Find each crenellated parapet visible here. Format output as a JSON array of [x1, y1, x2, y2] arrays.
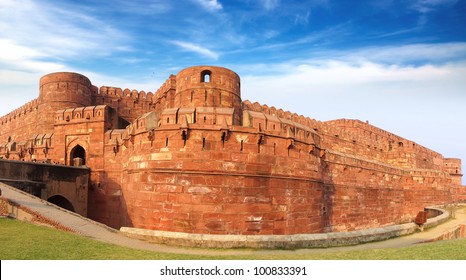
[[55, 105, 108, 124], [326, 119, 446, 170], [154, 75, 176, 101], [242, 100, 321, 130], [0, 99, 39, 128], [92, 86, 154, 123]]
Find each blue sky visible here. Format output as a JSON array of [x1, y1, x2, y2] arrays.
[[1, 0, 465, 180]]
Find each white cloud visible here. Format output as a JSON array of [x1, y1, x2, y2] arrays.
[[237, 45, 466, 169], [312, 42, 466, 65], [171, 41, 220, 60], [410, 0, 458, 13], [0, 0, 130, 73], [295, 11, 311, 25], [259, 0, 280, 10], [193, 0, 223, 11]]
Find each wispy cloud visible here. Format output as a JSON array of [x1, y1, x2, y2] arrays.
[[109, 0, 172, 15], [193, 0, 223, 11], [0, 0, 131, 71], [409, 0, 458, 25], [240, 57, 466, 161], [295, 11, 311, 25], [410, 0, 458, 13], [171, 41, 220, 59], [259, 0, 280, 10], [337, 42, 466, 65]]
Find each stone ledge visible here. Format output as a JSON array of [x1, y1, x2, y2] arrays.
[[120, 206, 450, 249]]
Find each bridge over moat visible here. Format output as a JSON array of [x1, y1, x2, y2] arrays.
[[0, 159, 89, 216]]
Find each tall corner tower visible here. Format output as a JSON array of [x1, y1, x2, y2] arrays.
[[174, 66, 242, 125], [38, 72, 93, 133]]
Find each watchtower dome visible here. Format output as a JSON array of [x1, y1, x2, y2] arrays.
[[174, 66, 242, 125]]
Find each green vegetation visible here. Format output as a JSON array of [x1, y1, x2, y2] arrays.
[[0, 218, 465, 260]]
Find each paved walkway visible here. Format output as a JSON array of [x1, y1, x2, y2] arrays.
[[1, 182, 465, 257]]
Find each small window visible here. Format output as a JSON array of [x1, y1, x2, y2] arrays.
[[201, 70, 212, 83]]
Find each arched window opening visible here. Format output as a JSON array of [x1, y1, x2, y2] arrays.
[[70, 145, 86, 166], [201, 70, 212, 83], [48, 195, 75, 212]]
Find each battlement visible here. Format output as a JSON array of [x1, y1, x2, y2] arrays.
[[55, 105, 108, 124], [325, 119, 446, 170], [95, 86, 154, 101], [154, 75, 176, 102], [0, 98, 39, 126], [242, 100, 321, 130]]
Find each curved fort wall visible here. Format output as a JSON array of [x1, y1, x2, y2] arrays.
[[0, 65, 465, 235]]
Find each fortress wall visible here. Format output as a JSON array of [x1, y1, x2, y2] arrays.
[[92, 86, 154, 123], [90, 125, 326, 234], [153, 75, 176, 107], [327, 119, 446, 170], [242, 100, 321, 131], [444, 158, 463, 186], [0, 99, 39, 144], [323, 150, 452, 232], [86, 129, 127, 228]]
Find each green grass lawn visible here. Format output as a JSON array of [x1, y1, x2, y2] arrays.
[[1, 218, 465, 260]]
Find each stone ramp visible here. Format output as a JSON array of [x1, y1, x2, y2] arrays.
[[0, 182, 206, 256], [1, 182, 465, 257]]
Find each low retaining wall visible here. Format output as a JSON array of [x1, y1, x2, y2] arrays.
[[120, 206, 452, 249]]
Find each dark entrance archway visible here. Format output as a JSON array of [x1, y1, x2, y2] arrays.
[[47, 195, 75, 212], [70, 145, 86, 166]]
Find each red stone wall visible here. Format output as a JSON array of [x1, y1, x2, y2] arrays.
[[92, 86, 153, 123], [89, 124, 325, 234], [322, 151, 452, 232], [0, 99, 39, 144]]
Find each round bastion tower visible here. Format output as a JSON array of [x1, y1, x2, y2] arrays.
[[38, 72, 93, 133], [174, 66, 242, 125]]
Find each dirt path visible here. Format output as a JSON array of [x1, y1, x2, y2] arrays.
[[1, 182, 465, 257]]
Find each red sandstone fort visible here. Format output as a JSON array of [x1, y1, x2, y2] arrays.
[[0, 66, 465, 235]]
